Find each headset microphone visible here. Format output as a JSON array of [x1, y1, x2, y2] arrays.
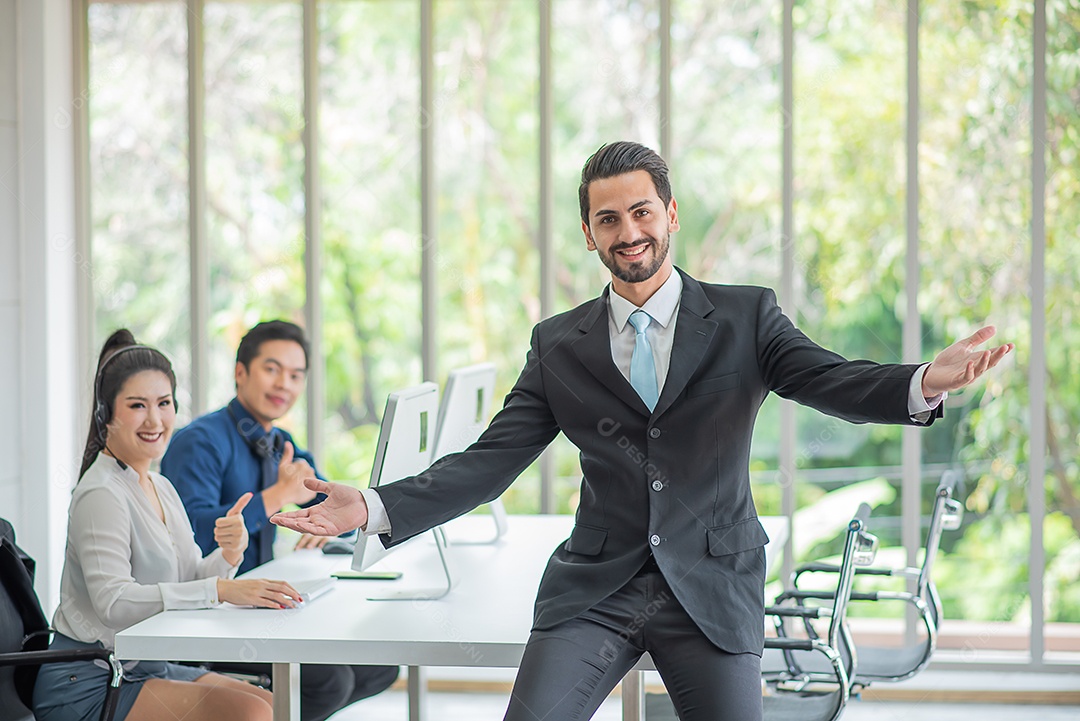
[[104, 445, 128, 471], [94, 345, 153, 442]]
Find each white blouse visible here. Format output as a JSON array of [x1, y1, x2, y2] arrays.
[[53, 453, 240, 648]]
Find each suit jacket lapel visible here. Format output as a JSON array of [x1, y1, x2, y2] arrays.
[[652, 270, 717, 419], [571, 288, 652, 415]]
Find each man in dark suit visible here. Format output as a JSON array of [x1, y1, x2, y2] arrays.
[[273, 142, 1011, 720]]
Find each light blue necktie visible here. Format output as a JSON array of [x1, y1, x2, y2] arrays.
[[628, 310, 659, 411]]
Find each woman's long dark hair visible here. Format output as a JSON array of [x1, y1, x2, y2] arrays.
[[79, 330, 178, 479]]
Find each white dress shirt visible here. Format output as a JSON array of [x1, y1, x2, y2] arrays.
[[52, 453, 240, 648], [361, 274, 944, 534], [607, 269, 683, 398]]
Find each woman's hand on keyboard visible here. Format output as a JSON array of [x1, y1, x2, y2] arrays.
[[218, 578, 303, 609]]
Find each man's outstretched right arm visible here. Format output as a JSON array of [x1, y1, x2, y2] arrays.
[[273, 326, 561, 543]]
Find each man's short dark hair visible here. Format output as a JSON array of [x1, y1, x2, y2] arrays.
[[578, 141, 673, 226], [236, 320, 310, 370]]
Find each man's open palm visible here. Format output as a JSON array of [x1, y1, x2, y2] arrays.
[[922, 326, 1013, 398], [271, 478, 369, 536]]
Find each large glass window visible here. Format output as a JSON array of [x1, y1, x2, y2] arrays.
[[203, 1, 308, 439], [433, 0, 542, 510], [82, 0, 1078, 668], [920, 0, 1032, 656], [1043, 0, 1080, 661], [88, 2, 191, 416], [553, 0, 661, 312], [792, 0, 907, 596], [671, 0, 781, 288], [318, 0, 422, 484]]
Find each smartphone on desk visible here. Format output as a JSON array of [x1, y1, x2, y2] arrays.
[[331, 570, 403, 580]]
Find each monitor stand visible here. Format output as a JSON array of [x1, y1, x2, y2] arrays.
[[366, 527, 454, 601]]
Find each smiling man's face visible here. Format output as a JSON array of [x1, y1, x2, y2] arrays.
[[234, 339, 308, 429], [582, 170, 679, 293]]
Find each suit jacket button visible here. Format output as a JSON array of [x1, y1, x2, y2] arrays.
[[649, 428, 661, 439], [650, 534, 661, 546], [651, 480, 663, 492]]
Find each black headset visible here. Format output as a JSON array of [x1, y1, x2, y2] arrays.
[[226, 403, 284, 460], [93, 345, 177, 442]]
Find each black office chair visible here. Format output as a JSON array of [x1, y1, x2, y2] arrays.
[[645, 505, 878, 721], [776, 470, 963, 687], [0, 518, 123, 721]]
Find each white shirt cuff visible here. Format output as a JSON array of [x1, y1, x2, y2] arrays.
[[908, 363, 947, 422], [359, 487, 392, 535], [160, 576, 221, 610], [206, 546, 240, 578]]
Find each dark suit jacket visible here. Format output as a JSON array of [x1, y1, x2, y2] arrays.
[[376, 269, 939, 654]]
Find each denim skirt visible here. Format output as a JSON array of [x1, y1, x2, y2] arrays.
[[32, 633, 208, 721]]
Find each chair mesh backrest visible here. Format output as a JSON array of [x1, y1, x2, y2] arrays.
[[0, 518, 49, 717], [0, 586, 34, 721], [0, 540, 26, 658]]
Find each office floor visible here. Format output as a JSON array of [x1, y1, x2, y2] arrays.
[[333, 689, 1079, 720]]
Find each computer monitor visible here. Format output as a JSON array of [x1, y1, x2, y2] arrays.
[[342, 382, 455, 599], [432, 363, 508, 544], [350, 381, 437, 573], [432, 362, 496, 460]]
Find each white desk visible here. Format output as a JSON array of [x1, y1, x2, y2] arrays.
[[116, 514, 788, 721]]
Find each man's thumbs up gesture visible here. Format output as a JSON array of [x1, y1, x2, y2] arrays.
[[216, 491, 252, 567]]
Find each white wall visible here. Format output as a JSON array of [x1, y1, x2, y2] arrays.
[[0, 0, 80, 614], [0, 0, 20, 546]]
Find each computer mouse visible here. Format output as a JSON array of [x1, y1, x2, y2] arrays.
[[321, 538, 356, 555]]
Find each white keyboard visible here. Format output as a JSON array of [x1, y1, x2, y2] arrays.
[[291, 577, 336, 603]]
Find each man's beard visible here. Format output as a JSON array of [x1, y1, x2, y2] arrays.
[[597, 232, 670, 284]]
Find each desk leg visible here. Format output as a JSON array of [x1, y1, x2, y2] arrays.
[[621, 670, 644, 721], [272, 662, 300, 721], [407, 665, 427, 721]]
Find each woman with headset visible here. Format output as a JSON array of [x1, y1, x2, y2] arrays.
[[32, 330, 302, 721]]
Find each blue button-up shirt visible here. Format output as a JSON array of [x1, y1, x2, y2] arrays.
[[162, 398, 325, 575]]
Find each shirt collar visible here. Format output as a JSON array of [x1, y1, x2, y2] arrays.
[[227, 397, 281, 459], [607, 269, 683, 332]]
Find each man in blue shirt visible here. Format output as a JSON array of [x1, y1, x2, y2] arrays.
[[163, 320, 398, 721]]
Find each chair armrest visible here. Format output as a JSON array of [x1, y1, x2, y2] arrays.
[[796, 562, 899, 577], [776, 588, 883, 604], [798, 562, 890, 575], [765, 605, 831, 619], [764, 637, 816, 652], [0, 646, 114, 668]]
